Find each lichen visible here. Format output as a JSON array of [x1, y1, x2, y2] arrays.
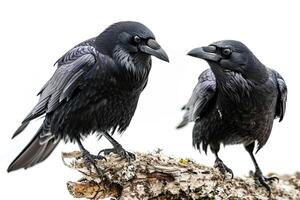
[[63, 151, 300, 200]]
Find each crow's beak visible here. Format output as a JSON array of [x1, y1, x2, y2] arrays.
[[140, 39, 169, 62], [187, 46, 221, 62]]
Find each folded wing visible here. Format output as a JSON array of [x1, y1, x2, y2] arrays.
[[177, 69, 217, 128], [12, 43, 99, 138]]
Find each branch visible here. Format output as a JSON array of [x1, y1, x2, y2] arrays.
[[62, 151, 300, 200]]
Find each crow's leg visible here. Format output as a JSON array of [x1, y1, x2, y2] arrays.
[[245, 142, 279, 196], [98, 131, 135, 161], [76, 138, 106, 175], [211, 145, 234, 178]]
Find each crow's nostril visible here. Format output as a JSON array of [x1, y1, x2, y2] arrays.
[[203, 45, 217, 53]]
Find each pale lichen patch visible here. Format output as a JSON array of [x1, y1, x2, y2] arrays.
[[63, 151, 300, 200]]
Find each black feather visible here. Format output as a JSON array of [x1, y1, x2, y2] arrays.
[[9, 21, 167, 172], [180, 40, 287, 179], [8, 126, 60, 172]]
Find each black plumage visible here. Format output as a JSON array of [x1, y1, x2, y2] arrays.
[[8, 21, 169, 173], [177, 40, 287, 195]]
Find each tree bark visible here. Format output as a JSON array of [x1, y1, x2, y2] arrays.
[[62, 151, 300, 200]]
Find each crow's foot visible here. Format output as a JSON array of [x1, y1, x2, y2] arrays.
[[214, 158, 234, 179], [81, 149, 106, 175], [98, 145, 135, 161], [252, 170, 279, 197]]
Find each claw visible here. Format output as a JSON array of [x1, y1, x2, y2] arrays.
[[265, 176, 279, 183], [81, 150, 106, 176], [253, 170, 278, 197], [214, 158, 234, 179], [98, 146, 135, 161]]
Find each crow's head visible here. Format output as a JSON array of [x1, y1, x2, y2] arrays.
[[95, 21, 169, 71], [188, 40, 268, 83]]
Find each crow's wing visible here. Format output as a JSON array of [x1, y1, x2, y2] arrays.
[[177, 69, 216, 128], [54, 37, 96, 67], [272, 69, 287, 122], [12, 43, 110, 138]]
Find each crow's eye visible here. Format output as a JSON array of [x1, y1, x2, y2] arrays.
[[133, 35, 141, 44], [222, 48, 232, 57]]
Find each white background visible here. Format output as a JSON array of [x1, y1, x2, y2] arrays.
[[0, 0, 299, 199]]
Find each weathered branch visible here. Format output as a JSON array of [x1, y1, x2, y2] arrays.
[[63, 151, 300, 200]]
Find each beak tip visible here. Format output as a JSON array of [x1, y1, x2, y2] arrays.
[[187, 52, 193, 57], [156, 49, 169, 63], [164, 56, 170, 63], [187, 48, 202, 58]]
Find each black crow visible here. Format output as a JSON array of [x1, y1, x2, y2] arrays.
[[8, 21, 169, 173], [177, 40, 287, 195]]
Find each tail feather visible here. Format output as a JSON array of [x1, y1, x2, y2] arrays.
[[7, 126, 60, 172], [12, 122, 30, 139], [39, 138, 60, 162], [12, 104, 48, 139]]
